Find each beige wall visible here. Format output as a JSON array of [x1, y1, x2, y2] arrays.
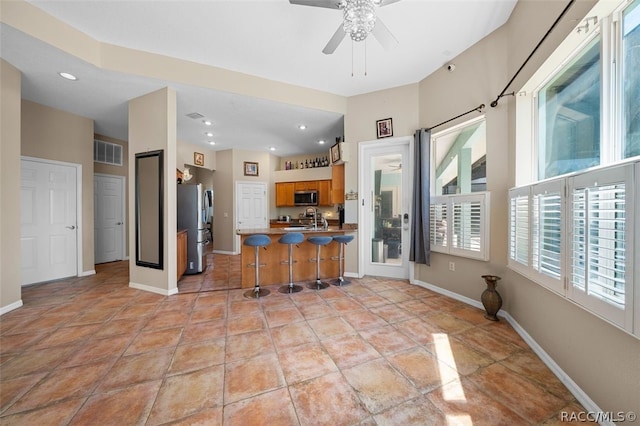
[[412, 0, 639, 415], [0, 59, 22, 312], [128, 87, 177, 294], [212, 150, 234, 252], [21, 100, 95, 273], [177, 140, 217, 171]]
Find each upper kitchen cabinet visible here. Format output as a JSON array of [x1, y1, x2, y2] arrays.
[[294, 181, 318, 191], [275, 182, 295, 207], [317, 180, 332, 206], [331, 164, 344, 204]]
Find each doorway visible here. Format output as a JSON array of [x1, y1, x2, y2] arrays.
[[359, 137, 412, 279], [94, 174, 125, 264], [21, 157, 82, 285]]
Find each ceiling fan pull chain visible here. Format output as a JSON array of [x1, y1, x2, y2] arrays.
[[365, 38, 368, 76], [351, 39, 355, 77]]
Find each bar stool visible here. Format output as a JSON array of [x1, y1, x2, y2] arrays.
[[243, 234, 271, 299], [278, 232, 304, 294], [331, 235, 354, 286], [306, 236, 333, 290]]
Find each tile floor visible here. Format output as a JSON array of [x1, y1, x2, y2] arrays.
[[0, 255, 587, 425]]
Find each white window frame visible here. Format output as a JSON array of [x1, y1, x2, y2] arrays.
[[430, 192, 490, 261], [513, 0, 640, 337]]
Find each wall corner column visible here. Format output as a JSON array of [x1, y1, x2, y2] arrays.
[[0, 59, 23, 314], [128, 87, 178, 295]]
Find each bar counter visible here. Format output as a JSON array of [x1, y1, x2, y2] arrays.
[[236, 227, 351, 288]]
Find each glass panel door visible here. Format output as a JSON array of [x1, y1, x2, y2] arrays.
[[372, 153, 403, 265], [360, 139, 411, 279]]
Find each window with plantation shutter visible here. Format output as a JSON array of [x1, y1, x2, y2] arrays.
[[567, 165, 632, 329], [429, 200, 448, 252], [451, 199, 481, 253], [508, 188, 530, 270], [508, 162, 636, 333], [531, 181, 564, 293], [94, 140, 123, 166], [430, 193, 489, 261]]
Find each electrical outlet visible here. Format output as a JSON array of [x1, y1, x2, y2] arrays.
[[224, 212, 228, 218], [449, 261, 455, 271]]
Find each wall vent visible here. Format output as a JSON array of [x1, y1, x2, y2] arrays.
[[94, 140, 123, 166]]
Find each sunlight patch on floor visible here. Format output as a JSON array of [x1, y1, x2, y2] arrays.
[[433, 333, 466, 402]]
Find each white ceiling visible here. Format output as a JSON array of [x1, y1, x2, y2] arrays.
[[0, 0, 517, 157]]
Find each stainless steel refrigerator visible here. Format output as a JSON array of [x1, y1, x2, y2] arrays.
[[177, 183, 211, 274]]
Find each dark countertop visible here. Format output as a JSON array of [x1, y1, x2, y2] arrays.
[[236, 227, 350, 235]]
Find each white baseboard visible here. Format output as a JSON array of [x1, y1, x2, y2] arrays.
[[79, 269, 96, 277], [0, 300, 23, 316], [129, 282, 178, 296], [411, 278, 606, 423], [344, 272, 360, 278]]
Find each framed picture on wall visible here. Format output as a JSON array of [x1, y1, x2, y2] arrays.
[[376, 118, 393, 139], [244, 161, 259, 176], [194, 152, 204, 166]]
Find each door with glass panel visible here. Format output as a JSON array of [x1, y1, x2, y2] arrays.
[[360, 138, 411, 279]]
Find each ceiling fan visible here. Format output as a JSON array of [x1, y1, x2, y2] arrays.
[[290, 0, 400, 54]]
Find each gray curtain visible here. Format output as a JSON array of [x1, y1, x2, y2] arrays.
[[409, 128, 431, 265]]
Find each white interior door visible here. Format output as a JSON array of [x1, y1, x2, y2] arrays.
[[360, 137, 412, 279], [21, 158, 78, 285], [236, 182, 268, 229], [235, 181, 268, 252], [94, 174, 125, 264]]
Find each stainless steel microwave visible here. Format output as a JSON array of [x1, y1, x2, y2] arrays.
[[294, 190, 318, 206]]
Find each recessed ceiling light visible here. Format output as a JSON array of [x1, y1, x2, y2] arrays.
[[203, 120, 212, 126], [58, 72, 77, 81], [298, 125, 306, 130], [318, 140, 325, 144], [209, 141, 216, 145], [205, 132, 213, 137], [269, 147, 276, 151]]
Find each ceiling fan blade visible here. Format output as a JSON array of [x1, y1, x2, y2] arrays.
[[371, 18, 398, 50], [289, 0, 342, 9], [322, 24, 346, 54], [376, 0, 401, 6]]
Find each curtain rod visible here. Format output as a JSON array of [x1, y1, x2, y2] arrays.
[[426, 104, 485, 131], [490, 0, 575, 107]]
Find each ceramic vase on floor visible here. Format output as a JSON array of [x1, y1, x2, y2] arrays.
[[481, 275, 502, 321]]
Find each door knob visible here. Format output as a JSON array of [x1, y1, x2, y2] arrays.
[[66, 225, 76, 230]]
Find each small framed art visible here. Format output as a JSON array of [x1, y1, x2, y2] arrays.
[[376, 118, 393, 139], [244, 161, 259, 176], [194, 152, 204, 166]]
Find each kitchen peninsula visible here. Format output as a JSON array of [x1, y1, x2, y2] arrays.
[[236, 227, 352, 288]]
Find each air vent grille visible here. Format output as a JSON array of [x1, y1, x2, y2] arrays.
[[94, 140, 123, 166]]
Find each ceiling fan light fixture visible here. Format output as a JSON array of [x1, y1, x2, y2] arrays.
[[343, 0, 376, 42]]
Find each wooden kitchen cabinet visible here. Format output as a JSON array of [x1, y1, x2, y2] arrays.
[[331, 163, 345, 204], [275, 182, 295, 207], [177, 230, 187, 280], [294, 181, 318, 191], [317, 180, 332, 206]]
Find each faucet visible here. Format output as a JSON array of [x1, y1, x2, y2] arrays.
[[313, 209, 318, 230]]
